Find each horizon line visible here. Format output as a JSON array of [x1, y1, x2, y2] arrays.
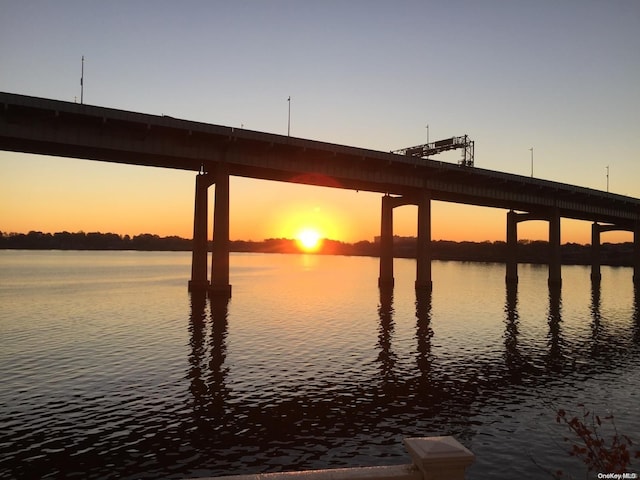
[[1, 229, 635, 247]]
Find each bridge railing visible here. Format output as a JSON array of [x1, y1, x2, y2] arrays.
[[185, 436, 474, 480]]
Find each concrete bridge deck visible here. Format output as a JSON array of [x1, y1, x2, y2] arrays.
[[1, 92, 639, 226]]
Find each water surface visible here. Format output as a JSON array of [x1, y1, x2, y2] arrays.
[[1, 251, 638, 479]]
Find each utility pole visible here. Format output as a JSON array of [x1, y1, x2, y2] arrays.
[[529, 147, 533, 177], [606, 165, 609, 192], [426, 124, 429, 144], [80, 55, 84, 104], [287, 96, 291, 136]]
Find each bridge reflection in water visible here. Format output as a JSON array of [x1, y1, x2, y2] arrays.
[[185, 280, 640, 474]]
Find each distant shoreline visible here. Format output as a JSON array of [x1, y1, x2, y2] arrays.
[[1, 231, 635, 267]]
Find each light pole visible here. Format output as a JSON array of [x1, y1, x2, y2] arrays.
[[426, 124, 429, 144], [606, 165, 609, 192], [529, 147, 533, 177], [287, 96, 291, 136], [80, 55, 84, 104]]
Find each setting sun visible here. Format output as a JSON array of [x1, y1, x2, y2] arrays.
[[296, 228, 323, 252]]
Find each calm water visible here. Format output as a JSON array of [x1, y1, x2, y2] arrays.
[[1, 251, 639, 479]]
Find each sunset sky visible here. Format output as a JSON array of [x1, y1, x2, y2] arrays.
[[1, 1, 639, 245]]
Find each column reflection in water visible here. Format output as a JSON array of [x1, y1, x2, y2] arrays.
[[415, 288, 434, 388], [503, 282, 524, 380], [633, 285, 640, 345], [188, 291, 208, 419], [589, 280, 604, 358], [545, 285, 564, 372], [187, 291, 231, 442], [377, 286, 397, 386], [208, 294, 230, 416]]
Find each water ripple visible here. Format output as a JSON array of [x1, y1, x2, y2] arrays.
[[1, 253, 639, 479]]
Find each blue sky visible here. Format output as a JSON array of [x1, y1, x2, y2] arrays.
[[1, 1, 639, 242]]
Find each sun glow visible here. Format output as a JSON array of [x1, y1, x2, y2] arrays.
[[296, 228, 323, 252]]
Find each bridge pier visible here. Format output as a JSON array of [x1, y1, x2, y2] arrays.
[[189, 173, 214, 292], [210, 164, 232, 298], [378, 193, 430, 290], [591, 222, 601, 283], [591, 222, 639, 284], [548, 209, 562, 287], [591, 222, 619, 283], [415, 192, 432, 291], [378, 195, 395, 288], [187, 167, 232, 298], [506, 210, 518, 284], [634, 223, 640, 285], [505, 210, 562, 287]]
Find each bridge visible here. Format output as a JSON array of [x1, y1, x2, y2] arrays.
[[1, 92, 639, 297]]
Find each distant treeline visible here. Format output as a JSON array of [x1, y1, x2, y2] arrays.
[[0, 231, 191, 251], [0, 230, 635, 266]]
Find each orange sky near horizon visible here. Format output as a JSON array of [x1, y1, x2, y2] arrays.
[[0, 153, 633, 246]]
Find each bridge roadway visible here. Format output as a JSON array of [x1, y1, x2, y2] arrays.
[[1, 92, 639, 295]]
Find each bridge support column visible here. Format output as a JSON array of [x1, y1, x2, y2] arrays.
[[634, 223, 640, 285], [591, 222, 601, 283], [378, 195, 394, 288], [506, 210, 518, 285], [548, 210, 562, 287], [209, 164, 232, 298], [189, 173, 213, 292], [415, 192, 432, 291]]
